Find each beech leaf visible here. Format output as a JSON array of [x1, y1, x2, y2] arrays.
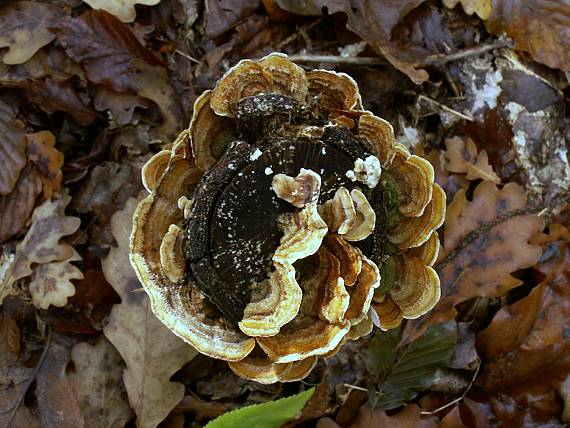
[[0, 1, 64, 65], [83, 0, 162, 23], [205, 388, 315, 428], [68, 337, 134, 428], [102, 197, 197, 428], [365, 321, 457, 410]]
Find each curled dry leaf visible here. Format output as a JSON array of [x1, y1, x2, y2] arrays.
[[0, 1, 64, 64], [0, 193, 82, 306], [0, 99, 26, 195], [103, 197, 197, 428], [408, 181, 544, 337], [56, 10, 182, 139], [83, 0, 162, 23], [320, 403, 438, 428], [68, 337, 134, 428], [443, 136, 500, 183]]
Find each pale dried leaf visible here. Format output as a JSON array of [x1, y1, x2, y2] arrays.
[[103, 197, 197, 428], [443, 137, 500, 183], [68, 337, 134, 428], [0, 192, 81, 305], [83, 0, 162, 23], [29, 259, 83, 309], [11, 193, 80, 280], [442, 0, 491, 20], [0, 1, 64, 64], [0, 99, 26, 195]]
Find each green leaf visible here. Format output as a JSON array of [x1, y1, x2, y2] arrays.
[[205, 388, 315, 428], [364, 325, 401, 378], [367, 321, 457, 410]]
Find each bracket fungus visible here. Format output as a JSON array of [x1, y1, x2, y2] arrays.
[[130, 53, 445, 384]]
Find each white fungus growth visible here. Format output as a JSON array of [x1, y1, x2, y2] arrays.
[[265, 166, 273, 175], [250, 148, 263, 161], [346, 155, 382, 188]]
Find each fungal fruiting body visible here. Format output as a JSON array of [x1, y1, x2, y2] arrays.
[[130, 53, 445, 384]]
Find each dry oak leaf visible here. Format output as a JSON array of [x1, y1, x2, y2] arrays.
[[0, 192, 82, 306], [26, 131, 64, 199], [443, 137, 500, 184], [409, 181, 543, 336], [56, 10, 182, 139], [0, 99, 26, 195], [83, 0, 162, 23], [487, 0, 570, 72], [103, 197, 197, 428], [0, 1, 65, 65], [477, 239, 570, 390], [68, 337, 134, 428]]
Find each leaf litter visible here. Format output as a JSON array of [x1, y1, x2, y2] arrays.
[[0, 0, 569, 427]]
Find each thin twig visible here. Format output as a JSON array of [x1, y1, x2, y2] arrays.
[[287, 40, 511, 68], [343, 383, 368, 392], [3, 328, 52, 426], [417, 95, 474, 121], [174, 49, 201, 64], [421, 40, 512, 66], [421, 359, 482, 415]]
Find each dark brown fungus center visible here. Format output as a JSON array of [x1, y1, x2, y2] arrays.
[[184, 93, 388, 323]]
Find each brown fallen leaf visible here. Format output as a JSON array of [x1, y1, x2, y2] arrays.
[[83, 0, 162, 23], [443, 136, 500, 184], [0, 165, 42, 244], [477, 237, 570, 387], [25, 131, 64, 199], [26, 79, 98, 126], [408, 181, 544, 337], [68, 336, 134, 428], [0, 99, 27, 195], [0, 193, 82, 306], [56, 10, 182, 139], [331, 403, 438, 428], [0, 1, 65, 65], [0, 309, 41, 428], [487, 0, 570, 72], [103, 197, 197, 428], [36, 333, 85, 427]]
